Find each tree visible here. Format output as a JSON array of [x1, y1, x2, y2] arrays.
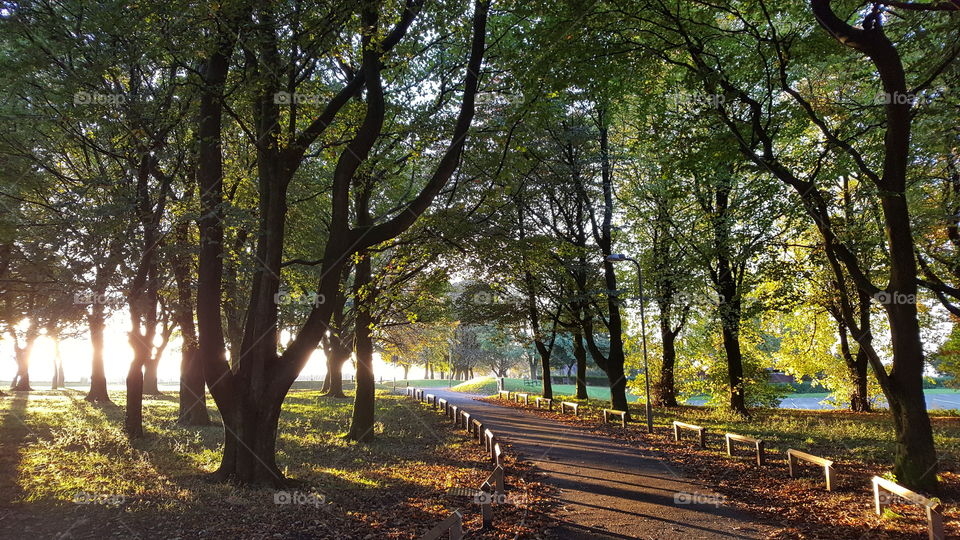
[[192, 0, 490, 484]]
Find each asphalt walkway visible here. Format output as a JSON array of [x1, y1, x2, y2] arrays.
[[424, 388, 777, 539]]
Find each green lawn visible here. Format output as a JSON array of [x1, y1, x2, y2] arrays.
[[0, 387, 493, 537]]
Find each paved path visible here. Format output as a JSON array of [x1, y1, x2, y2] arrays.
[[425, 389, 777, 539]]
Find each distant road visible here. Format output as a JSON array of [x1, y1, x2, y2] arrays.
[[686, 389, 960, 411]]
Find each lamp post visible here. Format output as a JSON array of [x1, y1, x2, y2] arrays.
[[605, 253, 654, 434]]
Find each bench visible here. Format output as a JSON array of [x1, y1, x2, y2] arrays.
[[497, 390, 511, 400], [515, 392, 529, 406], [672, 421, 706, 448], [534, 397, 552, 411], [523, 379, 537, 387], [560, 401, 580, 417], [872, 476, 944, 540], [787, 449, 835, 491], [725, 432, 765, 466], [602, 409, 627, 428], [419, 509, 464, 540]]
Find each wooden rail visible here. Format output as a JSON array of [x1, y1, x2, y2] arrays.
[[872, 476, 943, 540], [560, 401, 580, 417], [672, 421, 706, 448], [787, 449, 835, 491], [497, 390, 511, 400], [602, 409, 627, 428], [534, 397, 552, 410], [725, 433, 765, 466], [425, 394, 436, 408], [437, 398, 447, 413], [515, 392, 529, 406], [419, 510, 464, 540]]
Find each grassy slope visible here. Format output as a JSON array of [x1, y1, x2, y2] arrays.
[[445, 376, 636, 402], [0, 388, 506, 538]]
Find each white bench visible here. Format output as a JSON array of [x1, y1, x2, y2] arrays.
[[560, 401, 580, 417], [603, 409, 627, 428], [725, 432, 765, 466], [787, 449, 835, 491], [672, 421, 706, 448], [534, 397, 552, 410], [872, 476, 944, 540]]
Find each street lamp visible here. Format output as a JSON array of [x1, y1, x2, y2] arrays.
[[605, 253, 654, 434]]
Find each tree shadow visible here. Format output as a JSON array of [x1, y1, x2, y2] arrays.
[[0, 393, 31, 503]]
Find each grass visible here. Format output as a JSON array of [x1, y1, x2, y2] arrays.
[[0, 387, 514, 538], [444, 376, 640, 402], [483, 390, 960, 469]]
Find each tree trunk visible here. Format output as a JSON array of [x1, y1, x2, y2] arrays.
[[323, 344, 349, 398], [573, 331, 588, 399], [597, 120, 630, 417], [143, 358, 161, 395], [347, 236, 376, 441], [712, 174, 749, 417], [86, 304, 112, 403], [655, 320, 679, 407], [718, 308, 748, 416], [214, 394, 286, 486], [10, 334, 35, 391], [51, 339, 64, 390], [172, 223, 209, 425], [125, 334, 149, 437]]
